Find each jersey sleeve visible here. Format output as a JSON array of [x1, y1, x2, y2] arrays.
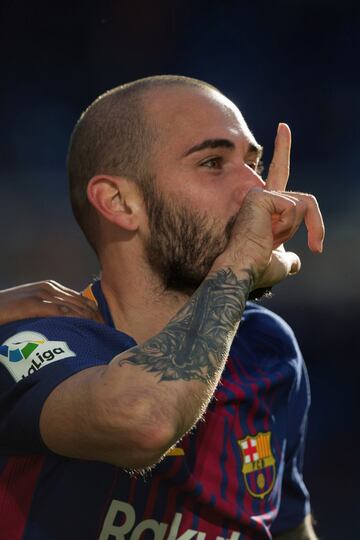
[[241, 303, 311, 534], [270, 324, 311, 534], [0, 317, 134, 455]]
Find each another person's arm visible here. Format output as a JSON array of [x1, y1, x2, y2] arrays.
[[0, 280, 101, 324]]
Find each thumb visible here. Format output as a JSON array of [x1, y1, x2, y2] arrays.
[[272, 249, 301, 278], [271, 245, 301, 275], [284, 251, 301, 276], [255, 250, 301, 290]]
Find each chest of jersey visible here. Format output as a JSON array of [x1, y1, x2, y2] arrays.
[[96, 351, 294, 540]]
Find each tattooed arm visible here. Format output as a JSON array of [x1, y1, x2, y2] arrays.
[[39, 189, 323, 468], [40, 267, 252, 468]]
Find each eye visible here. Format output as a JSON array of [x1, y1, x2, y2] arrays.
[[256, 159, 264, 175], [246, 159, 264, 175], [200, 157, 223, 170]]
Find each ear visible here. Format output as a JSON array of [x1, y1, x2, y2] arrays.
[[87, 175, 141, 232]]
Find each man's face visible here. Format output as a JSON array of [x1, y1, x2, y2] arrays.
[[142, 87, 265, 293]]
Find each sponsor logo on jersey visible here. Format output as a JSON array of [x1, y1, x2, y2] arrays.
[[237, 431, 276, 499], [99, 499, 241, 540], [0, 331, 76, 382]]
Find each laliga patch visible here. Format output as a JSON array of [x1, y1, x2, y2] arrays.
[[0, 330, 76, 382]]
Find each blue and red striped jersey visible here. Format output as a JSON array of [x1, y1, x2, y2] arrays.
[[0, 280, 311, 539]]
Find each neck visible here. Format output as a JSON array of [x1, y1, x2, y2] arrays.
[[100, 252, 191, 344]]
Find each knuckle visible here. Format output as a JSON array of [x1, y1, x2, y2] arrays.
[[308, 194, 318, 206], [44, 280, 56, 290], [297, 198, 306, 210], [300, 192, 317, 205], [58, 305, 72, 315]]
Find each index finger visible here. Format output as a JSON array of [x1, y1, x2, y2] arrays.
[[266, 123, 291, 191]]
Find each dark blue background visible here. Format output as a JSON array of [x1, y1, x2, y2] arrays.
[[1, 1, 359, 537]]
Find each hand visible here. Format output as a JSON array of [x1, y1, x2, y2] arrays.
[[0, 280, 103, 325], [212, 123, 324, 289], [258, 123, 324, 288]]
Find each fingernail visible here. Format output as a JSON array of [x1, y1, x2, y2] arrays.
[[290, 262, 300, 275]]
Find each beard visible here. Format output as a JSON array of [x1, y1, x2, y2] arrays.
[[143, 181, 270, 300], [143, 184, 235, 294]]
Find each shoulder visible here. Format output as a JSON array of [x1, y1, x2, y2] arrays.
[[241, 302, 300, 353], [0, 316, 113, 356], [0, 316, 134, 385], [0, 316, 131, 346], [232, 302, 304, 377]]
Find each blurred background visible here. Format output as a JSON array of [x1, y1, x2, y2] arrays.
[[0, 1, 359, 537]]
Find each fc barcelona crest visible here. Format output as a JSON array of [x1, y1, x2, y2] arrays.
[[237, 432, 276, 499]]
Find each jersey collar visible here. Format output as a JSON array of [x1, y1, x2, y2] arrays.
[[82, 280, 115, 328]]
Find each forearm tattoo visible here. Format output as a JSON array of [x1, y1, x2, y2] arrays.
[[118, 268, 252, 382]]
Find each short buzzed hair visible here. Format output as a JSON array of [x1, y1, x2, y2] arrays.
[[67, 75, 219, 252]]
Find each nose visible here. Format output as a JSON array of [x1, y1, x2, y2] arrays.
[[233, 166, 265, 205], [240, 165, 266, 192], [246, 167, 266, 189]]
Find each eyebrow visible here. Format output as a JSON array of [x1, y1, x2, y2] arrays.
[[183, 138, 263, 159], [183, 138, 235, 157], [247, 142, 264, 160]]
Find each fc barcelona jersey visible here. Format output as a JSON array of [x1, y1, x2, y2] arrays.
[[0, 280, 311, 539]]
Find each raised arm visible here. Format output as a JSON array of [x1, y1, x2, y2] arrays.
[[40, 187, 324, 470]]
